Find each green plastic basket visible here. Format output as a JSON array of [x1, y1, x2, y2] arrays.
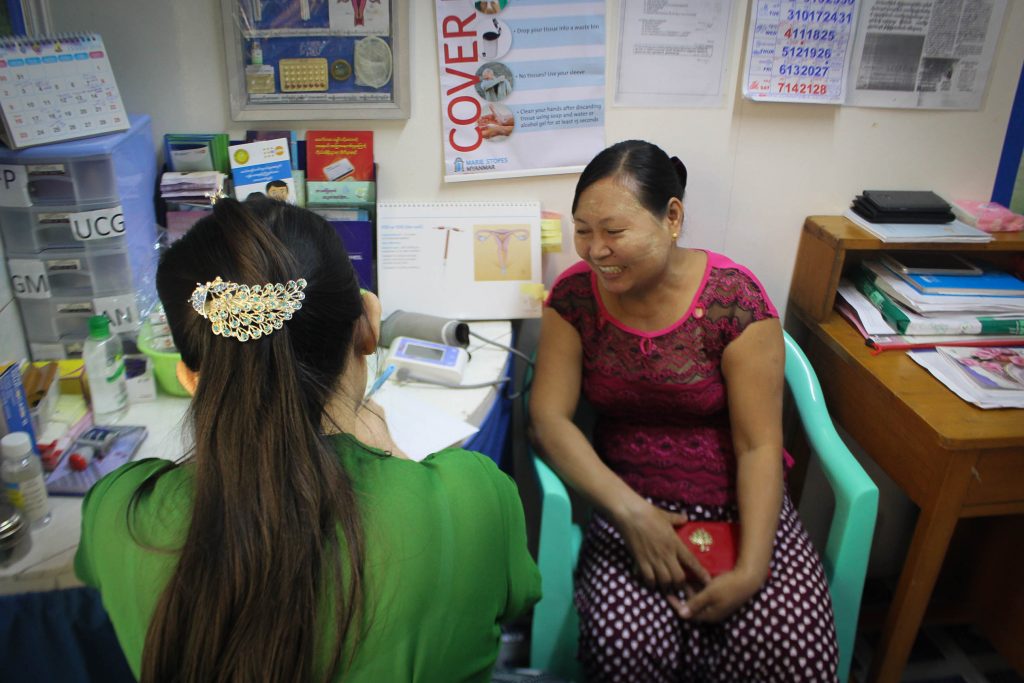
[[137, 322, 189, 397]]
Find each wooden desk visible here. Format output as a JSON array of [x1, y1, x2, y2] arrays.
[[787, 216, 1024, 683]]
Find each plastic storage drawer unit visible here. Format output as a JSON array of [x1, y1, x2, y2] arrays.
[[16, 296, 95, 342], [0, 117, 151, 208], [19, 289, 139, 360], [29, 339, 85, 360], [8, 248, 134, 299], [25, 155, 119, 205], [0, 201, 126, 253], [0, 115, 158, 314]]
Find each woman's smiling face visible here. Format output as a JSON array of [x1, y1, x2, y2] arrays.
[[572, 176, 680, 295]]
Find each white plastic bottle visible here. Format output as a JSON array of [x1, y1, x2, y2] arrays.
[[2, 431, 51, 527], [83, 314, 128, 424]]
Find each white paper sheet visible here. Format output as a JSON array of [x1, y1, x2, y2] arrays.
[[909, 349, 1024, 409], [615, 0, 736, 107], [837, 281, 898, 335], [372, 385, 479, 462]]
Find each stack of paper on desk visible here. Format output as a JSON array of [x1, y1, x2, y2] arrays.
[[838, 255, 1024, 349], [844, 210, 992, 243], [836, 285, 1024, 352], [373, 386, 478, 462], [909, 347, 1024, 409], [848, 274, 1024, 336]]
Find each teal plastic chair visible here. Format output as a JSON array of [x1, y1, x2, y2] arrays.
[[526, 331, 878, 683]]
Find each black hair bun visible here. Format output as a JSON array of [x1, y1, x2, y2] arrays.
[[669, 156, 688, 191]]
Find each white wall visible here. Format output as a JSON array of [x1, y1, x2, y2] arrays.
[[49, 0, 1024, 314]]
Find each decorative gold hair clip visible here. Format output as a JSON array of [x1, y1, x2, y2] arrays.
[[189, 276, 307, 342]]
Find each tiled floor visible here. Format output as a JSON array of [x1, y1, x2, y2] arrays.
[[852, 623, 1024, 683], [852, 580, 1024, 683]]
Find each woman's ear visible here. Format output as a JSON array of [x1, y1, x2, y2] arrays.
[[666, 197, 684, 238], [357, 290, 382, 355], [175, 360, 199, 396]]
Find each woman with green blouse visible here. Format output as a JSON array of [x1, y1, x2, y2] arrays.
[[75, 198, 540, 683]]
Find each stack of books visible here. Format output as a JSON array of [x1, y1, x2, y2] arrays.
[[160, 171, 226, 203], [837, 258, 1024, 352], [160, 171, 227, 243]]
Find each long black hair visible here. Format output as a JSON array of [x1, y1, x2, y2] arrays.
[[572, 140, 688, 216], [136, 198, 366, 682]]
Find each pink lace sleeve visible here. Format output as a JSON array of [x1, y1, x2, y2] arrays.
[[545, 262, 595, 331], [702, 258, 779, 347]]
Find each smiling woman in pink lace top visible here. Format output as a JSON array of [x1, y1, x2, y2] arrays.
[[529, 140, 839, 682]]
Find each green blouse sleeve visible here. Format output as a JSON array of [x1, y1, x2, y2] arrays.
[[74, 459, 174, 588], [493, 465, 542, 622]]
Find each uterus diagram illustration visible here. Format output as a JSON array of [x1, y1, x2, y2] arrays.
[[473, 225, 531, 281]]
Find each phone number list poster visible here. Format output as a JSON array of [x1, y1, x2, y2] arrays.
[[434, 0, 606, 182], [742, 0, 861, 104]]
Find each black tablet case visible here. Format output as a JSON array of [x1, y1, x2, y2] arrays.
[[852, 191, 955, 223]]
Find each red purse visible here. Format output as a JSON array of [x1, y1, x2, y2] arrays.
[[677, 521, 740, 578]]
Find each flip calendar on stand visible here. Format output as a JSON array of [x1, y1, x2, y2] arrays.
[[0, 33, 128, 150]]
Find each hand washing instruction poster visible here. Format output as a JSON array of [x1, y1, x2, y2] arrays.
[[434, 0, 606, 182], [376, 202, 542, 320]]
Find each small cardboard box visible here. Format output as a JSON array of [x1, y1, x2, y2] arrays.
[[28, 363, 61, 435], [0, 362, 36, 445], [125, 354, 157, 402]]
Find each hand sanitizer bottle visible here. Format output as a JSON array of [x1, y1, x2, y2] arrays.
[[83, 315, 128, 424]]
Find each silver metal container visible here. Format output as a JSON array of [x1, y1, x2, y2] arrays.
[[0, 500, 31, 567]]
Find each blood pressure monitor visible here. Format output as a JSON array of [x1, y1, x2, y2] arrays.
[[386, 336, 468, 384]]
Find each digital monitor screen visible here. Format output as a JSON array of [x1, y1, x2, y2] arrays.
[[404, 344, 445, 362]]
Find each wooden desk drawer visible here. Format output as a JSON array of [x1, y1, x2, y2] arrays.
[[965, 450, 1024, 506]]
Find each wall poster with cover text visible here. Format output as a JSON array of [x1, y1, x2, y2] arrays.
[[435, 0, 606, 182]]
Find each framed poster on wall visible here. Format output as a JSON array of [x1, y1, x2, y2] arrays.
[[220, 0, 409, 120]]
